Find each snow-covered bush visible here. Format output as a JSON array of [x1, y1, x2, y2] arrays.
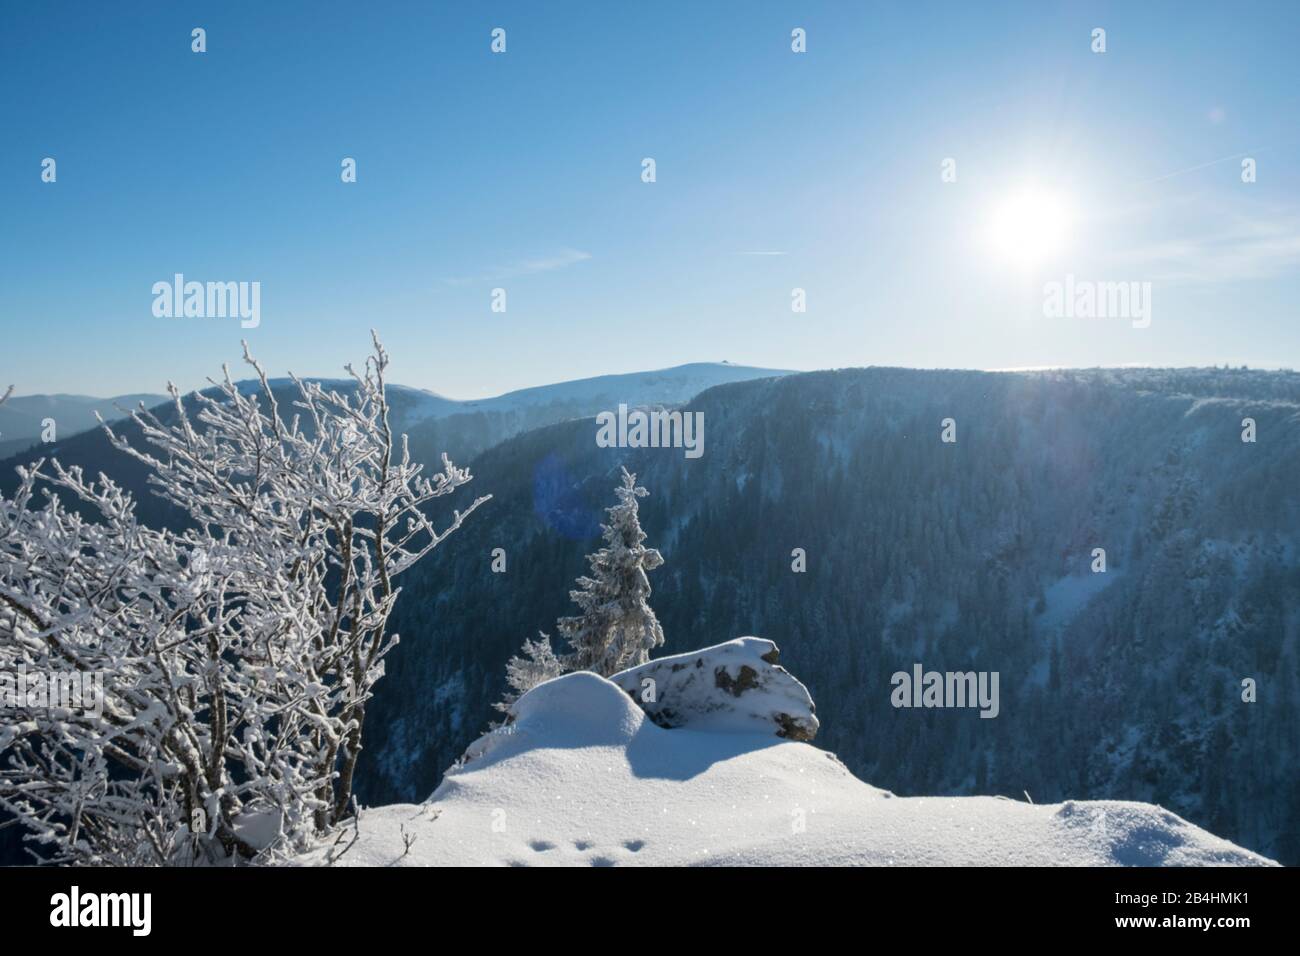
[[0, 335, 486, 864], [493, 634, 565, 715]]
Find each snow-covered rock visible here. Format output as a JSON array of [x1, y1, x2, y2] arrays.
[[609, 638, 819, 741], [301, 657, 1275, 867]]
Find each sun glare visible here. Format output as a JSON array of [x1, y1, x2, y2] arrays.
[[986, 187, 1075, 269]]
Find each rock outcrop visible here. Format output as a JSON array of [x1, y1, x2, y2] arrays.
[[610, 637, 819, 741]]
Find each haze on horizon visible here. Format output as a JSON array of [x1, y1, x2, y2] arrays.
[[8, 357, 1300, 406]]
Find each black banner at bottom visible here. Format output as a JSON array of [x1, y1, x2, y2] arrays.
[[0, 864, 1290, 942]]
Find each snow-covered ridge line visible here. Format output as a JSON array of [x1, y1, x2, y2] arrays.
[[302, 646, 1275, 867]]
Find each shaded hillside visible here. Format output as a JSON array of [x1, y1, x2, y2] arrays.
[[356, 366, 1300, 865]]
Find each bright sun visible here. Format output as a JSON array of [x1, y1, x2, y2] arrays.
[[986, 187, 1075, 269]]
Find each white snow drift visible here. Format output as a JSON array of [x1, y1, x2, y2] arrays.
[[305, 641, 1276, 867]]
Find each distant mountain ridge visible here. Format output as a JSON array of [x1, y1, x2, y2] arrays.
[[399, 362, 794, 464], [0, 362, 792, 466], [446, 362, 794, 413], [0, 392, 168, 459]]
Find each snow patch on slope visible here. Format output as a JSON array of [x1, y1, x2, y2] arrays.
[[1037, 571, 1122, 634]]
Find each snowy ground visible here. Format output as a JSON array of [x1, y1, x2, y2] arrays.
[[303, 668, 1275, 867]]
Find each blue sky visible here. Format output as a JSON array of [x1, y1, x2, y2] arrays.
[[2, 0, 1298, 398]]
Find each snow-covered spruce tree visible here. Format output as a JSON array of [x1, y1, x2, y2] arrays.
[[555, 467, 665, 677], [0, 335, 487, 865], [492, 634, 565, 715]]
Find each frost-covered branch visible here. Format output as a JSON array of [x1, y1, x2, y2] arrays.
[[0, 336, 487, 864]]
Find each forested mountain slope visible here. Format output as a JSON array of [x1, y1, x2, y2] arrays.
[[356, 366, 1300, 865]]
